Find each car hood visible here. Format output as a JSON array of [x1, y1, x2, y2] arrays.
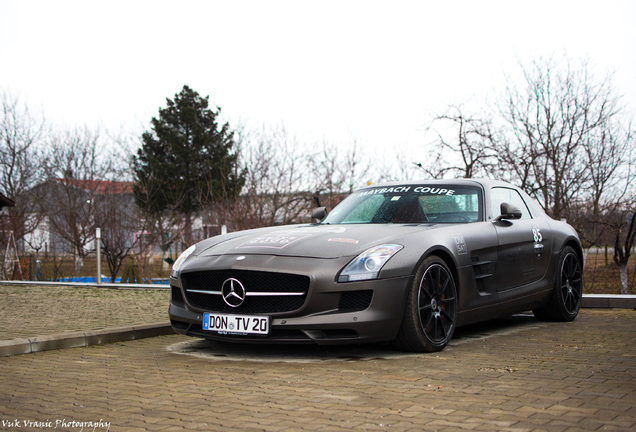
[[194, 223, 439, 259]]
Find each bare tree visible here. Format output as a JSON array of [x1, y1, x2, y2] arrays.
[[0, 89, 46, 252], [375, 146, 422, 183], [196, 124, 376, 235], [93, 186, 140, 282], [232, 123, 312, 228], [572, 118, 635, 251], [307, 138, 370, 208], [419, 104, 496, 179], [36, 126, 116, 272], [611, 204, 636, 294], [583, 119, 634, 217], [425, 55, 636, 292], [494, 55, 626, 220]]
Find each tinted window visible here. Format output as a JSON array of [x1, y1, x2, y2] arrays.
[[323, 185, 483, 224]]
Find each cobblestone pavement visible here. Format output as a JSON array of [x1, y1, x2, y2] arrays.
[[0, 284, 169, 340], [1, 309, 635, 431]]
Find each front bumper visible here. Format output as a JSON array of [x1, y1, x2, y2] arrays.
[[168, 254, 411, 345]]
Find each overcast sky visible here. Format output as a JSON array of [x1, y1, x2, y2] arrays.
[[1, 0, 635, 155]]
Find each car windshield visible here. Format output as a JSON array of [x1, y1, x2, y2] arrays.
[[322, 185, 483, 224]]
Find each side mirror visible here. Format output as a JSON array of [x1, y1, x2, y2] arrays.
[[494, 202, 522, 222], [311, 207, 328, 222]]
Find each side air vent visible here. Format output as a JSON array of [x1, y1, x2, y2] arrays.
[[338, 290, 373, 312], [471, 255, 492, 295], [171, 286, 185, 307]]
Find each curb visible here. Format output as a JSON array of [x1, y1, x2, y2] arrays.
[[0, 322, 175, 357], [0, 280, 169, 290], [581, 294, 636, 309]]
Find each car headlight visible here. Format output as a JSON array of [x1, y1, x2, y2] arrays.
[[171, 245, 196, 279], [338, 244, 403, 282]]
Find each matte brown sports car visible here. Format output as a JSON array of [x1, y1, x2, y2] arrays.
[[169, 179, 583, 352]]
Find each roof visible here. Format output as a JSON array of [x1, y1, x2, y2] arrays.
[[360, 178, 516, 190], [56, 178, 133, 194]]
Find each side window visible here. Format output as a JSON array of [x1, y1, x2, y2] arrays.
[[417, 189, 481, 222], [491, 188, 532, 220]]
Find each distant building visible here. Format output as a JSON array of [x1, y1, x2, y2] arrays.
[[25, 178, 136, 255]]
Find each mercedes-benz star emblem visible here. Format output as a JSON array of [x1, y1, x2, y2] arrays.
[[221, 278, 246, 308]]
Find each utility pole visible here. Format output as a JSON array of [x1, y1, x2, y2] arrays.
[[96, 228, 101, 284]]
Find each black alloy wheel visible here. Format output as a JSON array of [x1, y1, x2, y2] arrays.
[[393, 256, 458, 352], [560, 250, 583, 315], [533, 246, 582, 322]]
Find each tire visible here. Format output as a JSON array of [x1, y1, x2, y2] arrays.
[[392, 256, 458, 352], [533, 246, 582, 322]]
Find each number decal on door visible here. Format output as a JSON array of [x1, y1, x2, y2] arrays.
[[532, 226, 544, 258]]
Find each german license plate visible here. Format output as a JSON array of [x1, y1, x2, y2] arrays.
[[203, 312, 270, 336]]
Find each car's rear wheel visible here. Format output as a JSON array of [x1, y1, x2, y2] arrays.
[[533, 246, 582, 322], [392, 256, 457, 352]]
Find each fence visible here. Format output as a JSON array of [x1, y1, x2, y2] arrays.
[[2, 254, 171, 286], [583, 252, 635, 295]]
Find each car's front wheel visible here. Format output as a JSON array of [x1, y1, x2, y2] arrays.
[[392, 256, 457, 352], [533, 246, 582, 322]]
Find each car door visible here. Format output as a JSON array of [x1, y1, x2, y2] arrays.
[[491, 187, 552, 292]]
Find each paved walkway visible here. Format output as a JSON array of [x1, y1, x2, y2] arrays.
[[1, 308, 635, 431]]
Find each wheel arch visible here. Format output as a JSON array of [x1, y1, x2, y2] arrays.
[[418, 247, 461, 302], [533, 237, 583, 322], [563, 237, 584, 267], [392, 246, 460, 352]]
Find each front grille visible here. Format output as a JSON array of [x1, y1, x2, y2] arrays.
[[338, 290, 373, 312], [187, 292, 306, 313], [182, 270, 310, 314], [183, 270, 308, 293]]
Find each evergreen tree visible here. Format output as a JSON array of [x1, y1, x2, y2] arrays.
[[133, 85, 244, 244]]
